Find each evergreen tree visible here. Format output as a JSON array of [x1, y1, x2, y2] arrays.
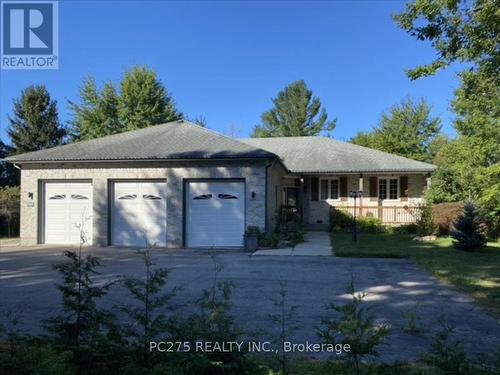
[[7, 85, 66, 154], [0, 140, 18, 186], [251, 80, 335, 137], [119, 65, 182, 131], [351, 98, 442, 163], [450, 201, 487, 251], [69, 77, 122, 141]]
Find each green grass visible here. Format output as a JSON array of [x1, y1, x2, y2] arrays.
[[332, 232, 500, 315]]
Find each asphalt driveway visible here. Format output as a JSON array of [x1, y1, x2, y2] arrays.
[[1, 245, 499, 363]]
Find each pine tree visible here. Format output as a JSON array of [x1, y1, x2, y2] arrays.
[[7, 85, 66, 154], [451, 201, 487, 251], [69, 77, 122, 141], [119, 65, 182, 131], [251, 80, 335, 137]]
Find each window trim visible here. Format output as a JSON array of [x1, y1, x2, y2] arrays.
[[319, 178, 341, 201], [377, 176, 400, 201]]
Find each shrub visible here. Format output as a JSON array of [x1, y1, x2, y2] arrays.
[[0, 186, 20, 237], [432, 202, 464, 235], [451, 201, 487, 251], [329, 208, 352, 231], [317, 279, 390, 375], [416, 203, 437, 237], [392, 224, 418, 235], [260, 232, 281, 248], [357, 216, 384, 233]]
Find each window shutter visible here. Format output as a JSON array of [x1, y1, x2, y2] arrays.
[[400, 176, 408, 201], [340, 177, 348, 201], [369, 176, 378, 202], [311, 177, 319, 201]]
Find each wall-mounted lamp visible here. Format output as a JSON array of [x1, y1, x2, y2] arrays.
[[251, 192, 256, 199], [28, 192, 34, 200]]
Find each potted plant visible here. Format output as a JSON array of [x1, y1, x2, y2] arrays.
[[244, 225, 260, 252]]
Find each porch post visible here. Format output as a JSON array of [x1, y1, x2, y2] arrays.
[[426, 174, 432, 190], [359, 174, 363, 216]]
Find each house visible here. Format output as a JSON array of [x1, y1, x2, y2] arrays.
[[5, 120, 436, 248]]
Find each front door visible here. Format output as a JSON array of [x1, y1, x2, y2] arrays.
[[284, 187, 299, 208]]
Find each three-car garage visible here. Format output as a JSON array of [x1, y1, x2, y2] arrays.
[[40, 179, 246, 248]]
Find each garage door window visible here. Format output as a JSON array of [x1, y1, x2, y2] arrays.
[[71, 194, 88, 200], [49, 194, 66, 200], [143, 194, 161, 200], [118, 194, 137, 200], [193, 194, 212, 200], [218, 193, 237, 199]]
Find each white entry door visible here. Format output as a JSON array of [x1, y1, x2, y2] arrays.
[[111, 181, 167, 246], [44, 181, 93, 244], [186, 181, 245, 247]]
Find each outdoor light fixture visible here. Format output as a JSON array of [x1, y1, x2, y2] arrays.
[[349, 190, 363, 242], [251, 192, 256, 199], [28, 192, 33, 199]]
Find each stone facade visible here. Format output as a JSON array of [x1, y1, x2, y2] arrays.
[[19, 160, 269, 247]]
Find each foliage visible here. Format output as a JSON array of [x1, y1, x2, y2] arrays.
[[401, 309, 423, 335], [7, 85, 66, 154], [44, 229, 113, 372], [451, 201, 487, 251], [431, 202, 464, 235], [245, 225, 261, 236], [351, 97, 443, 163], [119, 65, 182, 131], [68, 77, 121, 141], [423, 318, 472, 374], [330, 208, 353, 231], [357, 216, 384, 234], [0, 186, 20, 237], [70, 66, 182, 140], [0, 140, 17, 187], [393, 0, 499, 80], [251, 80, 335, 137], [395, 0, 500, 238], [259, 232, 282, 248], [416, 202, 437, 237], [477, 164, 500, 239], [118, 247, 178, 368], [317, 278, 390, 375], [268, 282, 299, 375]]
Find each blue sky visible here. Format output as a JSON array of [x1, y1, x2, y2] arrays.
[[0, 0, 462, 144]]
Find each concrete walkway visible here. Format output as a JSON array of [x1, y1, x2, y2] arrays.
[[253, 231, 332, 256]]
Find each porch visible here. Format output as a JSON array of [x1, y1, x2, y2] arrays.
[[278, 173, 430, 227]]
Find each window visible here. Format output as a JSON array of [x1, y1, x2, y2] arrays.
[[118, 194, 137, 200], [143, 194, 161, 200], [320, 179, 339, 200], [320, 180, 329, 200], [71, 194, 88, 200], [193, 194, 212, 200], [378, 178, 399, 200], [218, 193, 238, 199], [330, 179, 339, 200], [49, 194, 66, 200]]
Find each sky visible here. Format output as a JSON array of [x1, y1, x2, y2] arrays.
[[0, 0, 462, 144]]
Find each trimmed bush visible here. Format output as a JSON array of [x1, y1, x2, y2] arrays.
[[451, 201, 487, 251], [432, 202, 464, 235], [330, 208, 353, 231], [357, 216, 384, 233]]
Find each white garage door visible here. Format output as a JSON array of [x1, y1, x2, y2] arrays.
[[111, 181, 167, 247], [186, 181, 245, 247], [44, 182, 93, 245]]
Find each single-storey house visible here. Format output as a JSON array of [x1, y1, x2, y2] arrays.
[[5, 120, 436, 248]]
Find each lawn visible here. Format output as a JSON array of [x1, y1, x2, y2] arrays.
[[332, 232, 500, 315]]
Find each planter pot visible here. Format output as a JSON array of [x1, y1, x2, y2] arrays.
[[244, 234, 259, 252]]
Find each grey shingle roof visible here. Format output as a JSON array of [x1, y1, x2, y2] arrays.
[[5, 120, 275, 162], [240, 136, 436, 173]]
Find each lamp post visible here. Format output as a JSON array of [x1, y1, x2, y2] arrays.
[[349, 190, 363, 242]]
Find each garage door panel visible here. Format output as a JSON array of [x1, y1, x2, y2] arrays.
[[44, 182, 93, 245], [111, 181, 167, 247], [187, 181, 245, 247]]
